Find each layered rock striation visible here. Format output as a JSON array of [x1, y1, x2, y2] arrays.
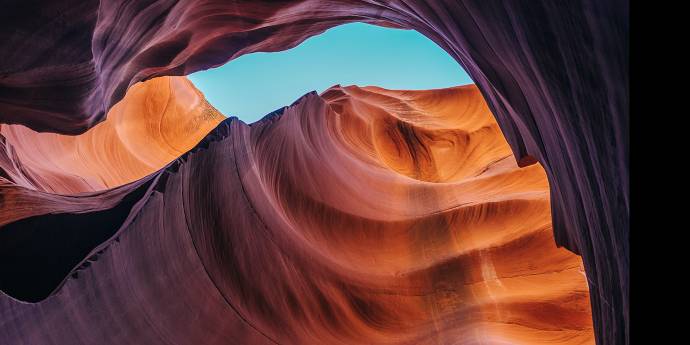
[[0, 3, 629, 343], [0, 81, 594, 344], [0, 77, 223, 194]]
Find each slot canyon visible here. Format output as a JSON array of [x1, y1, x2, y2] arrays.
[[0, 1, 628, 345]]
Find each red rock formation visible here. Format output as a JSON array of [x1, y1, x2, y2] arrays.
[[0, 3, 630, 343], [0, 81, 594, 344], [0, 77, 223, 193]]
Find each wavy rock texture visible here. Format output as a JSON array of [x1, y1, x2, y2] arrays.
[[0, 82, 594, 344], [0, 77, 223, 194], [0, 3, 629, 343]]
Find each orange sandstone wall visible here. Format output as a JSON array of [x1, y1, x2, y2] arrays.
[[0, 4, 629, 342], [0, 80, 594, 344], [0, 77, 223, 194]]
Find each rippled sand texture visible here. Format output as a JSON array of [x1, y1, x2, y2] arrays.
[[0, 79, 593, 344], [0, 77, 224, 194]]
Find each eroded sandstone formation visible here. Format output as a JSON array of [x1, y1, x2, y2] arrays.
[[0, 80, 594, 344], [0, 77, 223, 193], [0, 3, 629, 343]]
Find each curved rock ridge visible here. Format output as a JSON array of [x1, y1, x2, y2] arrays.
[[0, 77, 224, 194], [0, 84, 593, 344], [0, 3, 629, 343]]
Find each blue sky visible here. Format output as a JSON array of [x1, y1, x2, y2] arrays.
[[188, 23, 473, 123]]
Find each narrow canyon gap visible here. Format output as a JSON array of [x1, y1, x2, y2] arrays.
[[187, 22, 473, 122]]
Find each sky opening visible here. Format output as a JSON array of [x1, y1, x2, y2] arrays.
[[189, 22, 473, 123]]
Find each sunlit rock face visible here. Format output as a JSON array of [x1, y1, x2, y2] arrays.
[[0, 79, 593, 344], [0, 3, 629, 343], [0, 77, 223, 194]]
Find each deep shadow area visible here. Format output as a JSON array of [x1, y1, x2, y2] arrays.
[[0, 182, 151, 302]]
